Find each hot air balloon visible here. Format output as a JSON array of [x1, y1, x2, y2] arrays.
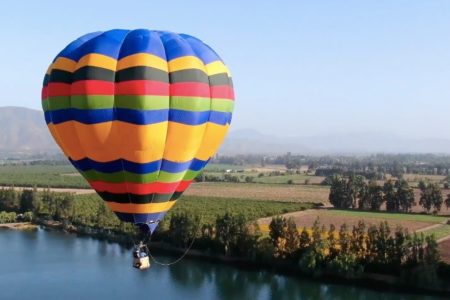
[[42, 29, 234, 268]]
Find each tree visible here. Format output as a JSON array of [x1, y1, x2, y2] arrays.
[[19, 188, 37, 213], [339, 223, 351, 253], [0, 187, 20, 212], [299, 226, 311, 251], [347, 175, 365, 209], [269, 216, 300, 259], [40, 188, 56, 218], [350, 221, 366, 258], [357, 183, 370, 210], [383, 180, 398, 212], [359, 180, 385, 211], [395, 179, 415, 213], [419, 181, 443, 213], [445, 194, 450, 210], [329, 175, 352, 209], [367, 180, 384, 211], [216, 213, 259, 256], [55, 193, 74, 221], [97, 201, 114, 229], [327, 224, 339, 259], [168, 212, 200, 248]]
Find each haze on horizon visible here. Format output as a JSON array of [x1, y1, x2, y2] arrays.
[[0, 0, 449, 140]]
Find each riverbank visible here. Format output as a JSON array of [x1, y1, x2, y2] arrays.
[[33, 220, 450, 298], [148, 241, 450, 298], [0, 222, 37, 230]]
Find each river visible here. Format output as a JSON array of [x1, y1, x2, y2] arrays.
[[0, 229, 443, 300]]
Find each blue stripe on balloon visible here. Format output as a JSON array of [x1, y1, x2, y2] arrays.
[[179, 34, 221, 64], [118, 29, 167, 60], [69, 157, 209, 174], [115, 211, 167, 227], [158, 31, 196, 61], [56, 31, 104, 62], [61, 30, 130, 61], [54, 30, 224, 66], [45, 108, 232, 126]]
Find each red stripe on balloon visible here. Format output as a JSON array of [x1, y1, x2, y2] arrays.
[[170, 82, 211, 98], [115, 80, 170, 96], [45, 83, 72, 97], [89, 180, 193, 195], [71, 80, 115, 95], [41, 87, 48, 100], [211, 85, 235, 100], [43, 81, 234, 100]]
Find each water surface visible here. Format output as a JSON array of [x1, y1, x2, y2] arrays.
[[0, 229, 442, 300]]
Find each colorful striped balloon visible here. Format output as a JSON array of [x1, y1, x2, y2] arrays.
[[42, 29, 234, 234]]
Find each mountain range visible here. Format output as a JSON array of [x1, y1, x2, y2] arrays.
[[1, 106, 449, 156]]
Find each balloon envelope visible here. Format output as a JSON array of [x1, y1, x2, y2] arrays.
[[42, 29, 234, 233]]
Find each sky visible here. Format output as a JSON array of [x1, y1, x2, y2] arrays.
[[0, 0, 449, 139]]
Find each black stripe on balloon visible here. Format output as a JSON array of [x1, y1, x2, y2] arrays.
[[49, 69, 72, 84], [45, 66, 234, 86], [169, 69, 209, 84], [72, 66, 115, 82], [43, 74, 50, 86], [116, 66, 169, 83], [209, 73, 232, 86], [97, 192, 181, 204]]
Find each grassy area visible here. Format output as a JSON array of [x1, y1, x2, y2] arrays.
[[74, 193, 313, 225], [203, 163, 244, 172], [170, 196, 312, 224], [254, 174, 322, 184], [423, 224, 450, 240], [185, 182, 330, 203], [329, 209, 448, 224], [0, 164, 88, 188]]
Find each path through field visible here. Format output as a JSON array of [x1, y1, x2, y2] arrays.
[[257, 209, 448, 233], [5, 186, 95, 195]]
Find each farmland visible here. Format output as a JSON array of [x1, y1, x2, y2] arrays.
[[185, 182, 330, 203], [74, 193, 313, 226], [439, 238, 450, 263], [1, 159, 449, 267], [258, 209, 448, 233], [0, 164, 88, 188]]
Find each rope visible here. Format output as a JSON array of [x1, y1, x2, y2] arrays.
[[146, 231, 198, 266], [137, 213, 203, 266]]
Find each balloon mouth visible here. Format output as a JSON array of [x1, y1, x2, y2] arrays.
[[137, 222, 160, 235]]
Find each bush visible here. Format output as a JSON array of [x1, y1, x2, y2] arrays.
[[0, 211, 17, 223], [215, 213, 260, 257], [168, 212, 200, 248], [22, 211, 34, 222]]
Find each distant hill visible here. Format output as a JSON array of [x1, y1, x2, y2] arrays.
[[221, 129, 450, 155], [1, 106, 450, 156], [0, 106, 57, 155]]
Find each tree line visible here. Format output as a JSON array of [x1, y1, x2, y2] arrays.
[[1, 187, 449, 290], [164, 212, 448, 290], [329, 175, 450, 213]]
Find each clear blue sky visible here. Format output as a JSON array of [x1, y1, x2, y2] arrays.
[[1, 0, 449, 139]]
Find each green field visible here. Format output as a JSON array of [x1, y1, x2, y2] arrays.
[[329, 209, 448, 224], [254, 174, 317, 184], [74, 193, 313, 225], [0, 164, 88, 188], [203, 163, 244, 172], [424, 224, 450, 240]]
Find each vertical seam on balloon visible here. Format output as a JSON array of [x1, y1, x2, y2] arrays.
[[155, 31, 172, 208], [73, 32, 113, 188], [48, 35, 99, 182], [115, 30, 137, 225], [181, 36, 212, 184]]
